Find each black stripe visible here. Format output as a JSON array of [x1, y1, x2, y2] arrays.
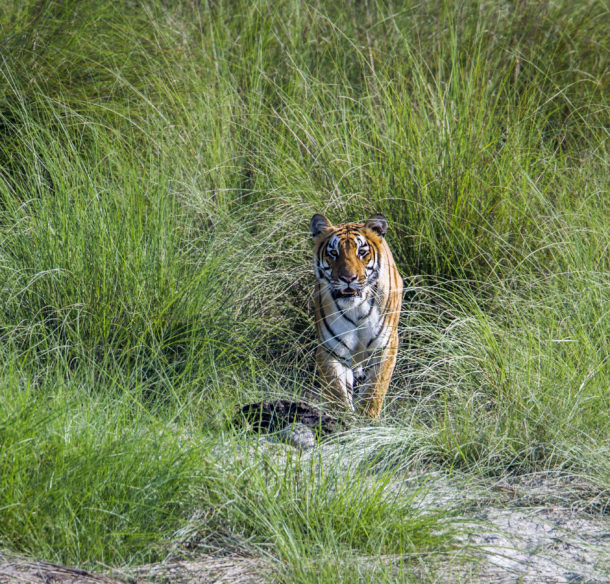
[[319, 297, 352, 351], [317, 267, 332, 283], [317, 242, 326, 265], [367, 312, 387, 348], [333, 292, 359, 326], [365, 249, 380, 284], [379, 287, 390, 316], [315, 242, 333, 281], [358, 291, 377, 322], [338, 302, 357, 326], [319, 343, 351, 366]]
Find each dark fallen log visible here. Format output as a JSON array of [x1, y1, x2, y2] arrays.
[[238, 400, 343, 437]]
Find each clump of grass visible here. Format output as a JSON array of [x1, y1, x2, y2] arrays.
[[214, 449, 451, 556], [276, 555, 440, 584], [0, 351, 211, 565], [196, 442, 458, 583], [0, 353, 456, 567]]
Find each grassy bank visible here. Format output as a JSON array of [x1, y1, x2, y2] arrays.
[[0, 0, 608, 575]]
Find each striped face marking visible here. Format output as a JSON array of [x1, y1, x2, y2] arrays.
[[313, 228, 380, 300], [327, 235, 340, 259], [355, 235, 370, 259]]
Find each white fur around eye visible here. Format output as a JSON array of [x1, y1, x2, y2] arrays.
[[327, 235, 340, 257]]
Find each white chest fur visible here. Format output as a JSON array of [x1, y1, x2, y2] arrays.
[[320, 287, 384, 357]]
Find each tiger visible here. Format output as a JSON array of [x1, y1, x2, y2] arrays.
[[309, 213, 403, 418]]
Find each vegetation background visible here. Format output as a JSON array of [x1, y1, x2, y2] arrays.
[[0, 0, 607, 581]]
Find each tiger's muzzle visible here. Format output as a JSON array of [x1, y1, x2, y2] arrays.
[[331, 279, 365, 299]]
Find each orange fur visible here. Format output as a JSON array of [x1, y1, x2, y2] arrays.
[[310, 214, 403, 417]]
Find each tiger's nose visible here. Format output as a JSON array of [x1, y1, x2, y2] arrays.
[[340, 274, 357, 283]]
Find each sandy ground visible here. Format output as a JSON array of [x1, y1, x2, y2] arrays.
[[459, 505, 609, 583]]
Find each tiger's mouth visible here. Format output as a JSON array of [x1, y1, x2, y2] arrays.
[[332, 286, 362, 299]]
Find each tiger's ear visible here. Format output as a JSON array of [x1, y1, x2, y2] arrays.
[[365, 214, 388, 237], [310, 214, 332, 237]]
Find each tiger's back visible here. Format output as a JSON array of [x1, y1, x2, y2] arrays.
[[310, 213, 403, 417]]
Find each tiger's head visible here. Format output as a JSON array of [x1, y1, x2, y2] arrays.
[[310, 213, 389, 302]]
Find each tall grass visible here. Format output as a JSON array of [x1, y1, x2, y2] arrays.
[[0, 0, 607, 572]]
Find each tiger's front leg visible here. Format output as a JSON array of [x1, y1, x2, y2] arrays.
[[315, 347, 355, 411], [354, 329, 399, 418]]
